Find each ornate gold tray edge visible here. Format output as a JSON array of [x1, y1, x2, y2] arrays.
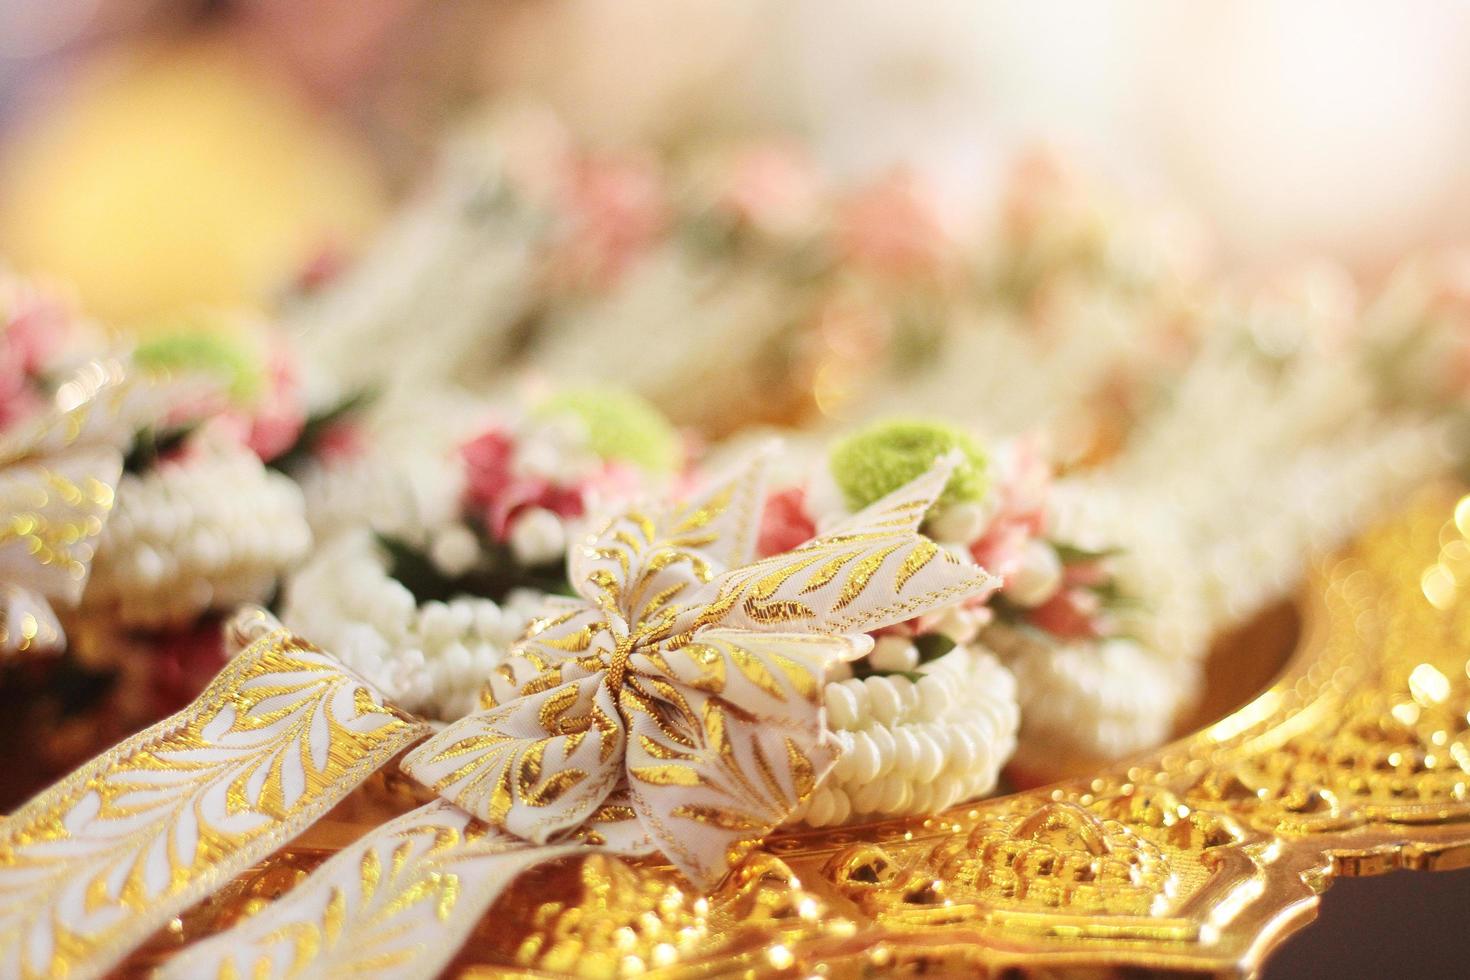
[[138, 488, 1470, 978]]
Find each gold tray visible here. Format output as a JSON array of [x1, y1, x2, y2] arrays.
[[128, 488, 1470, 977]]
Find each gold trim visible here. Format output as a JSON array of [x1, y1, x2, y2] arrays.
[[139, 488, 1470, 976], [0, 629, 428, 980]]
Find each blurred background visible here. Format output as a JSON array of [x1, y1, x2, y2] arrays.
[[6, 0, 1470, 324], [3, 2, 1470, 975]]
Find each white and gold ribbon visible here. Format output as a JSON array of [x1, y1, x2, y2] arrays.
[[160, 455, 995, 978], [0, 627, 429, 980], [0, 359, 141, 657], [158, 799, 588, 980]]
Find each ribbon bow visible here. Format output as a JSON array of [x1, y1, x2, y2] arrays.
[[13, 450, 992, 980], [403, 449, 995, 885], [0, 360, 135, 657]]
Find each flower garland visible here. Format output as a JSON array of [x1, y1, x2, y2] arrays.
[[281, 386, 684, 720]]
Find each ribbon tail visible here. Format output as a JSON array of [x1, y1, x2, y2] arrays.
[[0, 628, 427, 980], [0, 584, 65, 657], [162, 799, 588, 980]]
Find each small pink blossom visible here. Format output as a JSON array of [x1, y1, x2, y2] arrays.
[[837, 170, 951, 280], [0, 288, 69, 431], [1001, 148, 1094, 245], [461, 427, 593, 541], [0, 367, 41, 432], [313, 420, 367, 462], [241, 343, 307, 462], [757, 486, 817, 558], [970, 520, 1030, 584], [550, 152, 668, 292], [968, 437, 1052, 586], [1061, 559, 1111, 589], [1027, 586, 1105, 640], [718, 145, 821, 237]]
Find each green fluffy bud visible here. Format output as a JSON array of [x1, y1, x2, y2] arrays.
[[134, 329, 263, 403], [829, 418, 988, 512], [537, 387, 679, 474]]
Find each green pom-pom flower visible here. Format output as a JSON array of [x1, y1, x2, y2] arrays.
[[134, 329, 263, 403], [829, 418, 988, 512], [537, 387, 680, 474]]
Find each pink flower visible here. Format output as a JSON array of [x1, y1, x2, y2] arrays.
[[1027, 587, 1105, 640], [1001, 148, 1094, 245], [460, 427, 592, 541], [550, 153, 668, 291], [837, 170, 951, 280], [718, 145, 821, 237], [757, 486, 817, 558], [969, 519, 1030, 583], [0, 365, 41, 432], [313, 420, 367, 462], [968, 437, 1053, 586], [0, 288, 69, 431], [241, 344, 306, 462], [4, 296, 65, 375], [462, 428, 518, 519]]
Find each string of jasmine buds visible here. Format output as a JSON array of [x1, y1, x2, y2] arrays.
[[87, 446, 310, 629], [789, 642, 1019, 826], [280, 530, 538, 721]]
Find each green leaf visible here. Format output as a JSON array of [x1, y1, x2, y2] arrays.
[[1052, 541, 1123, 565], [123, 423, 200, 474], [375, 532, 573, 606], [912, 632, 957, 664]]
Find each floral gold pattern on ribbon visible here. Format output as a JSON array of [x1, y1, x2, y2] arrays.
[[0, 360, 136, 657], [163, 455, 992, 980], [159, 799, 584, 980], [406, 452, 993, 886], [0, 628, 427, 980]]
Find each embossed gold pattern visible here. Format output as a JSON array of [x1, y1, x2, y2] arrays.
[[137, 486, 1470, 978], [0, 629, 427, 980]]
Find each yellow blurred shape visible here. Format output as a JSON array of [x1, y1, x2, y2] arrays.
[[1420, 563, 1457, 610], [1409, 662, 1451, 706], [0, 41, 385, 329]]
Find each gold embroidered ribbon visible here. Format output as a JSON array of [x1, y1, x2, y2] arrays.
[[0, 628, 429, 980], [161, 455, 995, 979], [0, 359, 143, 657], [159, 799, 590, 980]]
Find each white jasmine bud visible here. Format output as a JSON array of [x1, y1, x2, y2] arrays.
[[429, 522, 481, 577], [925, 501, 990, 544], [508, 507, 566, 566], [868, 635, 920, 673], [1005, 539, 1064, 607]]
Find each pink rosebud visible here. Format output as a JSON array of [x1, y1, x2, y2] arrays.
[[1027, 587, 1104, 640], [244, 344, 306, 462], [970, 519, 1029, 583], [757, 486, 818, 558], [0, 366, 40, 431], [462, 427, 517, 510], [4, 297, 66, 375], [461, 427, 597, 541], [313, 420, 367, 462], [295, 243, 347, 293]]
